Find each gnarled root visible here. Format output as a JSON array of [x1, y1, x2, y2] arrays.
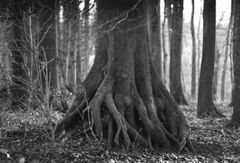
[[54, 73, 194, 153]]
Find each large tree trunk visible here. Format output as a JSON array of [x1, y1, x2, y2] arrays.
[[168, 0, 188, 105], [9, 1, 29, 110], [54, 0, 193, 151], [147, 0, 162, 78], [228, 0, 235, 106], [190, 0, 197, 99], [228, 0, 240, 127], [197, 0, 223, 118]]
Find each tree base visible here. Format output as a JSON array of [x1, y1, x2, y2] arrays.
[[54, 1, 194, 152], [54, 66, 194, 152]]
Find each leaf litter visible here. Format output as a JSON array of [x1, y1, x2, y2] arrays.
[[0, 103, 240, 162]]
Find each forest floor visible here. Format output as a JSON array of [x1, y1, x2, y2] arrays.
[[0, 98, 240, 163]]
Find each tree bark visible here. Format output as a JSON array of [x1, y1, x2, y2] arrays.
[[228, 0, 235, 106], [168, 0, 188, 105], [227, 0, 240, 127], [147, 0, 162, 78], [55, 0, 194, 152], [190, 0, 197, 99], [197, 0, 223, 118]]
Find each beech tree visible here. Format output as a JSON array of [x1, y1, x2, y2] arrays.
[[197, 0, 223, 117], [228, 0, 240, 127], [54, 0, 194, 151], [168, 0, 188, 105], [147, 0, 162, 78], [190, 0, 196, 99]]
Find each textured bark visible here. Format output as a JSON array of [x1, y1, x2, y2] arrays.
[[9, 1, 29, 110], [55, 0, 193, 152], [197, 0, 223, 118], [190, 0, 197, 99], [147, 0, 162, 78], [168, 0, 188, 105], [227, 0, 240, 127]]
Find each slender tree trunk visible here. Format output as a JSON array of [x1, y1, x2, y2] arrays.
[[228, 0, 240, 127], [191, 0, 197, 99], [55, 0, 194, 152], [82, 0, 90, 79], [197, 0, 223, 118], [229, 43, 235, 106], [220, 13, 232, 102], [63, 0, 79, 92], [168, 0, 188, 105], [76, 18, 82, 84], [197, 7, 202, 97], [213, 47, 220, 101], [9, 1, 29, 110], [162, 11, 168, 85]]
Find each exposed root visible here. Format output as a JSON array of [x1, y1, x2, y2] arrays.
[[89, 76, 113, 138], [104, 92, 131, 147]]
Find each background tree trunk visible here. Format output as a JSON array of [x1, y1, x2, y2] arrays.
[[191, 0, 197, 99], [220, 16, 232, 102], [81, 0, 90, 80], [162, 11, 168, 86], [213, 47, 220, 101], [168, 0, 188, 105], [197, 0, 223, 118], [197, 7, 202, 95], [63, 0, 79, 92]]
